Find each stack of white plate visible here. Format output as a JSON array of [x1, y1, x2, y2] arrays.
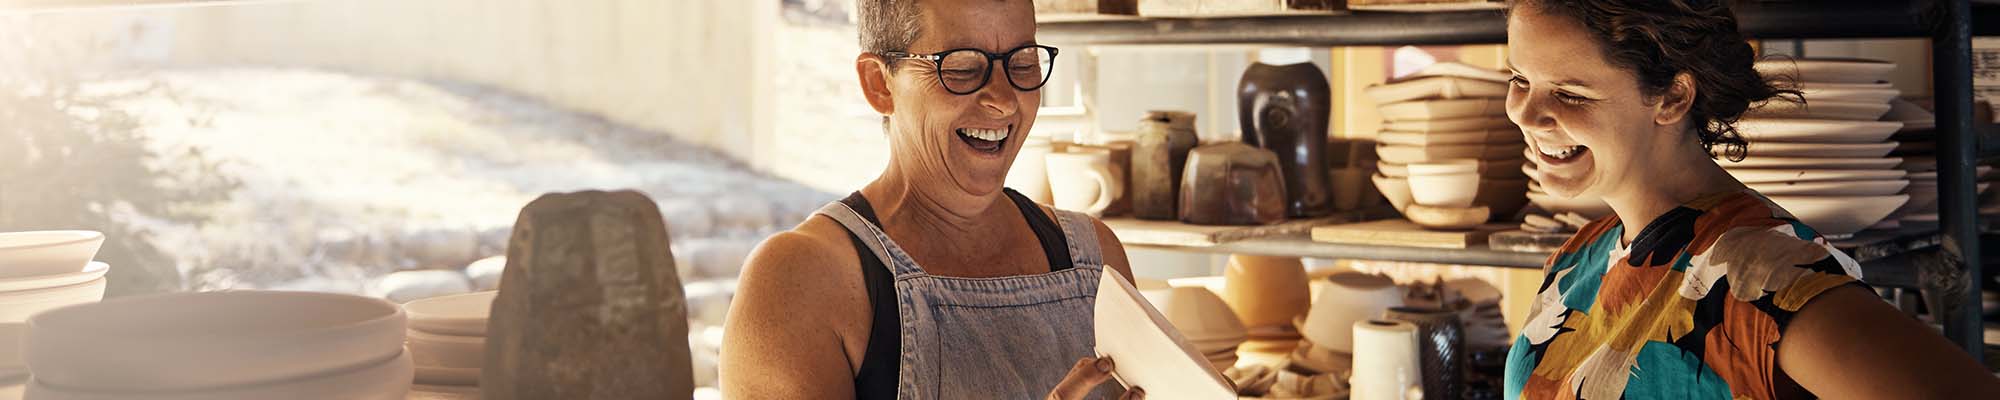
[[403, 290, 495, 397], [1874, 99, 1997, 229], [23, 290, 411, 399], [0, 231, 114, 396], [1365, 63, 1531, 219], [1140, 286, 1246, 371], [1726, 58, 1910, 238]]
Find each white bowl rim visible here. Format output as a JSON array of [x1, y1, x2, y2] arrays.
[[0, 231, 102, 251], [402, 290, 495, 328], [406, 328, 485, 343], [0, 261, 109, 292], [28, 290, 403, 340], [0, 276, 105, 304]]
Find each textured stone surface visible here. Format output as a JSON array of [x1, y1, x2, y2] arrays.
[[483, 190, 694, 399]]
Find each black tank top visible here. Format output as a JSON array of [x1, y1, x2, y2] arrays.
[[844, 188, 1074, 398]]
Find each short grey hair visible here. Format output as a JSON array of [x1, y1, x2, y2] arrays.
[[857, 0, 923, 55]]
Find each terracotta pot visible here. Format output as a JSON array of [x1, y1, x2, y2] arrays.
[[1134, 111, 1200, 220], [1223, 255, 1312, 331], [1240, 56, 1334, 218], [1179, 142, 1289, 226]]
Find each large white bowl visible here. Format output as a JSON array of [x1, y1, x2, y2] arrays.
[[1763, 195, 1910, 238], [25, 291, 406, 392], [0, 261, 108, 294], [1408, 172, 1480, 208], [1716, 156, 1901, 170], [1378, 98, 1507, 122], [0, 276, 107, 322], [1735, 119, 1903, 143], [1382, 117, 1516, 133], [1749, 180, 1910, 196], [1745, 99, 1892, 121], [1754, 58, 1896, 84], [1301, 273, 1404, 353], [407, 330, 484, 370], [402, 290, 494, 337], [1728, 168, 1907, 184], [25, 350, 412, 400], [1743, 141, 1899, 158], [1139, 286, 1247, 344], [0, 232, 102, 279]]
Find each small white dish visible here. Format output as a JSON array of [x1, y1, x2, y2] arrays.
[[0, 262, 108, 293], [1728, 168, 1907, 184], [1407, 172, 1479, 208], [1754, 58, 1896, 84], [403, 290, 495, 337], [1716, 156, 1902, 170], [25, 291, 406, 392], [407, 329, 485, 370], [1378, 98, 1508, 122], [1095, 272, 1236, 399], [1743, 141, 1899, 158], [1364, 75, 1508, 105], [1382, 117, 1516, 133], [1746, 99, 1892, 121], [26, 350, 412, 400], [1762, 194, 1909, 237], [1735, 119, 1903, 143], [0, 231, 103, 280], [1748, 180, 1910, 196], [1375, 129, 1520, 146]]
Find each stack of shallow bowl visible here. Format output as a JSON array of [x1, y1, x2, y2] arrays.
[[403, 290, 496, 397], [1366, 63, 1531, 221], [1140, 285, 1246, 371], [1723, 58, 1910, 239], [23, 291, 411, 399], [1875, 99, 1996, 230], [0, 231, 113, 393]]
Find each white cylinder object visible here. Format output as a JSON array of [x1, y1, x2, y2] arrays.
[[1350, 319, 1423, 400]]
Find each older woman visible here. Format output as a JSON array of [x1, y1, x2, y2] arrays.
[[720, 0, 1139, 399], [1503, 0, 2000, 398]]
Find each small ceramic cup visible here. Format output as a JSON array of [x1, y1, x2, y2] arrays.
[[1046, 151, 1124, 216], [1006, 136, 1056, 205]]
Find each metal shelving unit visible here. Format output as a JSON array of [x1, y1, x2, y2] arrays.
[[1043, 0, 1996, 358]]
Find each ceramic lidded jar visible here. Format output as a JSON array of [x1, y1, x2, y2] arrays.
[[1178, 142, 1288, 226], [1132, 111, 1200, 220], [1239, 48, 1334, 218]]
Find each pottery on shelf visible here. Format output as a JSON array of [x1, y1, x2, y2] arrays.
[[1385, 306, 1466, 400], [1405, 205, 1491, 230], [1349, 319, 1424, 400], [1222, 255, 1311, 331], [1302, 272, 1404, 353], [1006, 135, 1056, 205], [1407, 168, 1479, 208], [1179, 142, 1289, 226], [1047, 151, 1125, 217], [1134, 111, 1201, 220], [403, 290, 496, 337], [1139, 286, 1248, 345], [0, 231, 103, 279], [1069, 142, 1136, 216], [1239, 49, 1335, 218], [26, 351, 414, 400]]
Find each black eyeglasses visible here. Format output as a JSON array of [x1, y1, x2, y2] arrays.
[[881, 45, 1060, 95]]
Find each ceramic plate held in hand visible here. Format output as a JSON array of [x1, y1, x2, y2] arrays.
[[1094, 270, 1235, 399]]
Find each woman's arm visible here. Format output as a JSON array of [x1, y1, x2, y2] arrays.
[[1778, 284, 2000, 399], [720, 231, 866, 399]]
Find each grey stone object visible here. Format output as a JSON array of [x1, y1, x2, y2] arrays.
[[483, 190, 694, 400]]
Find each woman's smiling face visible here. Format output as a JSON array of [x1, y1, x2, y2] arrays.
[[1505, 6, 1687, 200]]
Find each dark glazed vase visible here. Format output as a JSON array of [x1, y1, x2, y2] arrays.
[[1239, 60, 1333, 218], [1132, 111, 1199, 220], [1385, 306, 1465, 400]]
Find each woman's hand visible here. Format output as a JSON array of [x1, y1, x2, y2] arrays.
[[1049, 357, 1145, 400]]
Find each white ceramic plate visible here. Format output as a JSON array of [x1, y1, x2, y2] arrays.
[[1095, 272, 1236, 399], [1797, 86, 1901, 103], [1746, 99, 1892, 121], [1377, 98, 1507, 122], [1375, 129, 1521, 146], [1715, 156, 1902, 170], [1763, 194, 1909, 237], [0, 231, 102, 280], [1748, 180, 1910, 196], [1728, 168, 1907, 184], [1735, 119, 1903, 143], [403, 290, 494, 337], [1382, 117, 1515, 133], [25, 291, 406, 392], [1744, 141, 1899, 158], [1375, 143, 1526, 164], [1885, 98, 1935, 129], [0, 277, 106, 322], [1364, 75, 1508, 105], [26, 351, 413, 400], [0, 261, 107, 294], [1754, 58, 1896, 84]]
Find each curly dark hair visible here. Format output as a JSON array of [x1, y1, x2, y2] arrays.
[[1509, 0, 1802, 161]]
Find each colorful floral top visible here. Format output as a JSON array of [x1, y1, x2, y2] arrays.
[[1504, 190, 1865, 399]]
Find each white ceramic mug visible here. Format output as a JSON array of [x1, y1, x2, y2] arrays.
[[1350, 319, 1424, 400], [1047, 151, 1123, 216], [1006, 136, 1056, 205]]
